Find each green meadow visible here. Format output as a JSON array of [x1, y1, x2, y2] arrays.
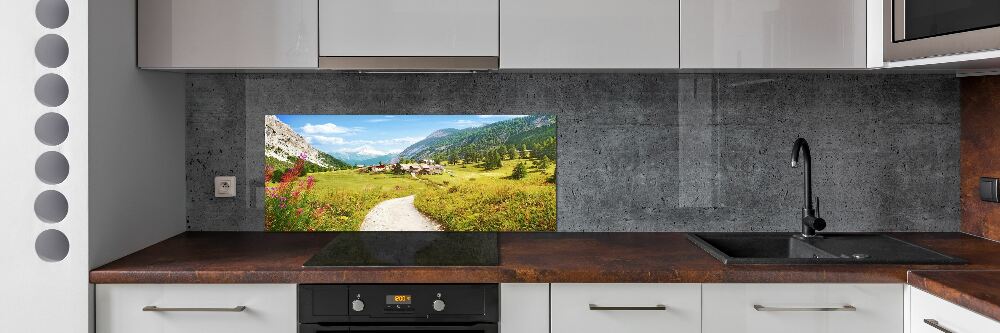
[[279, 158, 556, 232]]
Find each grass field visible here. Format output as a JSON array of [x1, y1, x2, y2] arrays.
[[273, 158, 556, 231]]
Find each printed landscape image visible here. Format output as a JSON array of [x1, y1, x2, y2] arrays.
[[264, 115, 557, 232]]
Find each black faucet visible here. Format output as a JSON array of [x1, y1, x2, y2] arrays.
[[791, 138, 826, 237]]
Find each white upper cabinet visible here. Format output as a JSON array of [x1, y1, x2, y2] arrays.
[[681, 0, 877, 69], [319, 0, 499, 57], [500, 0, 680, 69], [138, 0, 318, 69]]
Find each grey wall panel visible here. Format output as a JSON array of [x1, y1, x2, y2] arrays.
[[186, 73, 960, 232]]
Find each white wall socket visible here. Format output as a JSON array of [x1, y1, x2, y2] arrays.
[[215, 176, 236, 198]]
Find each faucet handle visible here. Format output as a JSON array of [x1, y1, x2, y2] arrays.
[[815, 196, 820, 218]]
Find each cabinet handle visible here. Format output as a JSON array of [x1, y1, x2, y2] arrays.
[[588, 304, 667, 311], [923, 319, 954, 333], [142, 306, 247, 312], [753, 305, 856, 312]]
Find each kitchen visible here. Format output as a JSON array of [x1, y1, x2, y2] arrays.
[[3, 0, 1000, 332]]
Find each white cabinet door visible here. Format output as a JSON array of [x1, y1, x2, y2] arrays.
[[500, 283, 549, 333], [319, 0, 499, 57], [551, 283, 701, 333], [96, 284, 297, 333], [702, 283, 903, 333], [910, 287, 1000, 333], [501, 0, 680, 69], [681, 0, 870, 68], [138, 0, 318, 69]]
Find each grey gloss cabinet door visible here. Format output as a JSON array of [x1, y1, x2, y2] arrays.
[[501, 0, 680, 69], [680, 0, 873, 69], [138, 0, 318, 69]]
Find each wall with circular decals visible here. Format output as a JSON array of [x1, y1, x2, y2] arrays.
[[34, 0, 71, 263]]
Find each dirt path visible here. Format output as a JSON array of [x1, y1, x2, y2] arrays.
[[359, 195, 442, 231]]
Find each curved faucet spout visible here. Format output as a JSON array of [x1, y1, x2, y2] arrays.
[[791, 138, 824, 237], [791, 138, 812, 213]]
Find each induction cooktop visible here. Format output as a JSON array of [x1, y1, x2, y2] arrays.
[[303, 232, 499, 267]]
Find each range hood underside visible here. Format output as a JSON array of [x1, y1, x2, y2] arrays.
[[318, 56, 499, 71]]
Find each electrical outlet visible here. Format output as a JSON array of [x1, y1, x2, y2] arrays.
[[215, 176, 236, 198]]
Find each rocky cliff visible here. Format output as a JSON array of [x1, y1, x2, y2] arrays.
[[264, 115, 343, 168]]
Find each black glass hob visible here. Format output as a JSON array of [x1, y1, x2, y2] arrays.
[[303, 232, 499, 267]]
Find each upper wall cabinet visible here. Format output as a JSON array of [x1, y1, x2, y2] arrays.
[[138, 0, 318, 69], [319, 0, 500, 70], [500, 0, 680, 69], [681, 0, 878, 69]]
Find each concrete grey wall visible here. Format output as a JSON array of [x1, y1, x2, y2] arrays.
[[186, 73, 960, 232]]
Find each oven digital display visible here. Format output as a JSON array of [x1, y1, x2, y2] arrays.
[[386, 295, 412, 305]]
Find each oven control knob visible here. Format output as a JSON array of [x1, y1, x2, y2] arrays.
[[351, 299, 365, 312], [432, 299, 446, 312]]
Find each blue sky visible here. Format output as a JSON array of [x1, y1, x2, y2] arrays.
[[274, 115, 527, 157]]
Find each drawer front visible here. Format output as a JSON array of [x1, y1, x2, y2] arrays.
[[703, 283, 903, 333], [96, 284, 296, 333], [910, 287, 1000, 333], [551, 283, 701, 333]]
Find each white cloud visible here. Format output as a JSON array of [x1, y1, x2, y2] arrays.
[[307, 136, 420, 150], [335, 146, 396, 156], [477, 115, 527, 119], [451, 119, 484, 128], [375, 137, 422, 145], [307, 135, 347, 145], [300, 122, 357, 134], [367, 116, 397, 123]]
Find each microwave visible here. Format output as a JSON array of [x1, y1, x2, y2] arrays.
[[884, 0, 1000, 62]]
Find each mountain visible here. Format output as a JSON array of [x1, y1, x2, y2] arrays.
[[264, 115, 350, 170], [397, 128, 460, 160], [330, 150, 398, 166], [398, 115, 556, 161]]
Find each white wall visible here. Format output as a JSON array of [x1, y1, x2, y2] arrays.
[[88, 0, 186, 270], [0, 0, 90, 331], [1, 0, 185, 331]]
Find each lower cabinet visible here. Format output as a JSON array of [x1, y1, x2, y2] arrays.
[[96, 282, 999, 333], [702, 284, 903, 333], [500, 283, 549, 333], [910, 287, 1000, 333], [551, 283, 702, 333], [95, 284, 296, 333]]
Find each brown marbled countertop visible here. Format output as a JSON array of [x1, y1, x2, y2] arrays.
[[908, 270, 1000, 322], [91, 232, 1000, 285], [90, 232, 1000, 320]]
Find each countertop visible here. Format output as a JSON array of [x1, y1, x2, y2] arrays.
[[91, 232, 1000, 284], [90, 232, 1000, 322], [908, 270, 1000, 322]]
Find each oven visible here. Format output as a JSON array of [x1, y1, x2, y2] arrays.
[[299, 284, 499, 333], [885, 0, 1000, 61]]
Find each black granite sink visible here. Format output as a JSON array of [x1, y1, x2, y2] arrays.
[[687, 233, 966, 265]]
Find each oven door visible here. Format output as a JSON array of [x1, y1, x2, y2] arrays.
[[885, 0, 1000, 61], [300, 323, 498, 333]]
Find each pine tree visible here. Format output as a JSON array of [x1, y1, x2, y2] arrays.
[[484, 151, 503, 170], [510, 162, 527, 179], [535, 156, 552, 170]]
